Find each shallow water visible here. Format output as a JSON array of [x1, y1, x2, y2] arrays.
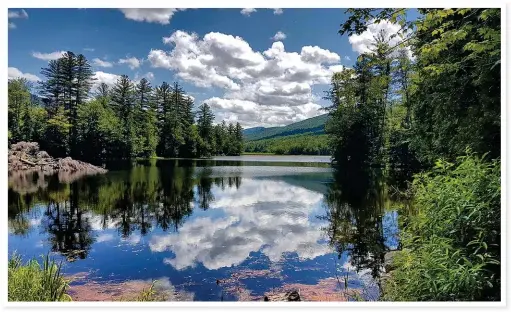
[[8, 157, 399, 301]]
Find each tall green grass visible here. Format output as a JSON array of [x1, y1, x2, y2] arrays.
[[382, 153, 500, 301], [8, 253, 72, 302], [125, 281, 167, 301]]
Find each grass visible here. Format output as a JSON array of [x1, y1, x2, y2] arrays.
[[8, 253, 72, 302], [125, 281, 167, 301], [8, 252, 169, 302]]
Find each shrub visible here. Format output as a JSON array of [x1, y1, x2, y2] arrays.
[[8, 253, 72, 302], [383, 153, 500, 301]]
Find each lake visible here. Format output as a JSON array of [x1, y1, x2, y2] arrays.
[[8, 156, 400, 301]]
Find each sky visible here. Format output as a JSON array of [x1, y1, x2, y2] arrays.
[[8, 8, 414, 128]]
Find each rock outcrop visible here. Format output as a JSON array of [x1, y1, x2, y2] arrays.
[[8, 142, 107, 176]]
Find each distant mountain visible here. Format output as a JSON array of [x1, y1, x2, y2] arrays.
[[244, 114, 330, 141], [242, 127, 268, 136]]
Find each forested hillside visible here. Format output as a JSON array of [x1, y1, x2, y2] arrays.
[[243, 114, 329, 141], [242, 114, 330, 155]]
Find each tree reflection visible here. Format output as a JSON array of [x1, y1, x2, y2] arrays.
[[322, 167, 387, 284], [8, 159, 243, 261], [44, 183, 94, 261]]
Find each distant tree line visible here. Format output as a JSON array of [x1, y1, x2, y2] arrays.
[[8, 52, 244, 163]]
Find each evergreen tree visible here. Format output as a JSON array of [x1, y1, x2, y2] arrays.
[[179, 95, 196, 157], [155, 82, 172, 157], [167, 82, 185, 157], [234, 122, 244, 155], [111, 75, 136, 158], [71, 54, 94, 158], [135, 78, 157, 157], [94, 83, 111, 106], [196, 103, 215, 157], [39, 59, 65, 116]]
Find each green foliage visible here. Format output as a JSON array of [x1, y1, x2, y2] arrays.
[[8, 253, 72, 302], [245, 133, 330, 155], [8, 78, 33, 142], [383, 154, 500, 301], [336, 9, 501, 302], [77, 99, 123, 163], [43, 106, 72, 157], [335, 8, 500, 166], [409, 9, 501, 163]]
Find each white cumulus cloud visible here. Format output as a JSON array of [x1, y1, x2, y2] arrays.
[[32, 51, 66, 61], [92, 58, 113, 68], [119, 56, 142, 69], [93, 71, 121, 88], [240, 8, 257, 16], [119, 8, 186, 25], [271, 31, 286, 41], [8, 67, 40, 82], [148, 30, 343, 127]]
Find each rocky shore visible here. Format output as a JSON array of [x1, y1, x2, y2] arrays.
[[8, 142, 107, 176]]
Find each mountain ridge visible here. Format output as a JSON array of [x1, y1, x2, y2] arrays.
[[243, 113, 330, 141]]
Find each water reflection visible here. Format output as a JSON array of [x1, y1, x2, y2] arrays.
[[322, 166, 403, 298], [8, 158, 404, 301], [8, 159, 223, 261], [149, 178, 328, 270]]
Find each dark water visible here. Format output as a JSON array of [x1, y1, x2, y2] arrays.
[[8, 157, 401, 301]]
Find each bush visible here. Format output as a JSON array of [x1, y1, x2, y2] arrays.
[[8, 253, 72, 302], [383, 153, 500, 301]]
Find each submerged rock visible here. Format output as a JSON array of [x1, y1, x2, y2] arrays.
[[264, 290, 301, 301]]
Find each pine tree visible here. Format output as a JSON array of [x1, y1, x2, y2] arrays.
[[179, 95, 196, 157], [94, 82, 111, 106], [227, 123, 236, 155], [168, 82, 185, 157], [135, 78, 157, 157], [111, 75, 136, 158], [71, 54, 95, 158], [196, 103, 215, 157], [39, 58, 65, 116], [155, 82, 172, 157], [234, 122, 244, 155]]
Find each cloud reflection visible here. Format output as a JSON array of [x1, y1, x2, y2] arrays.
[[150, 179, 331, 270]]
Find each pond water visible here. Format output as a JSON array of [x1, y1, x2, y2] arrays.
[[8, 157, 400, 301]]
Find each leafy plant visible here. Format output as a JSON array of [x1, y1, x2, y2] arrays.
[[8, 252, 72, 302], [382, 153, 500, 301]]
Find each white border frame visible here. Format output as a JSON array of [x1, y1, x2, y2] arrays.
[[2, 1, 508, 310]]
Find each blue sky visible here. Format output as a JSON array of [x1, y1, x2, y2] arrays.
[[8, 8, 412, 128]]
